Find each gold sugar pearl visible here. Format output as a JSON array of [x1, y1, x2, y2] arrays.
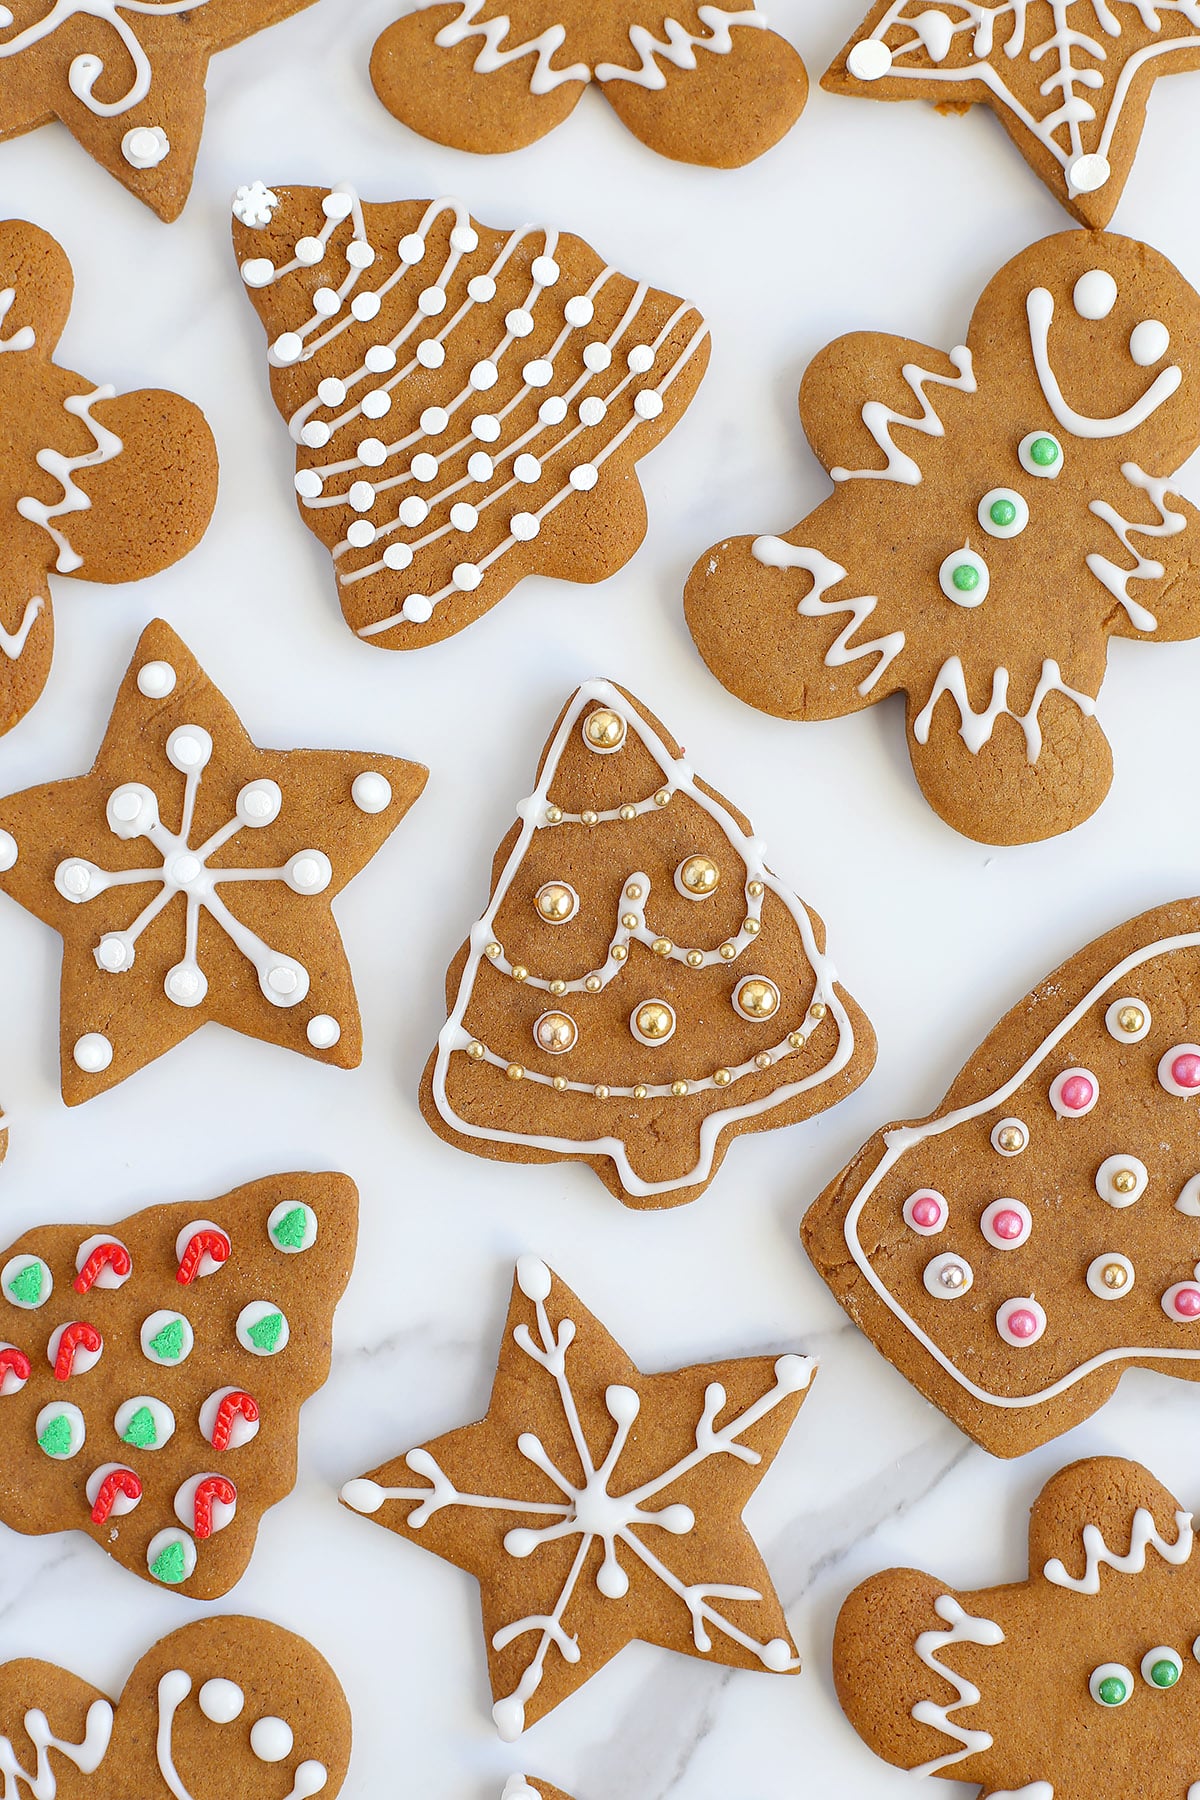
[[485, 942, 502, 960], [809, 1001, 827, 1022], [552, 1075, 568, 1092], [586, 975, 602, 992], [534, 1010, 578, 1055], [679, 855, 719, 897], [611, 945, 627, 962], [545, 805, 563, 824], [996, 1125, 1026, 1153], [788, 1032, 806, 1051], [622, 913, 639, 931], [506, 1064, 525, 1081], [467, 1041, 485, 1061], [581, 810, 598, 827], [535, 882, 576, 924], [1118, 1005, 1145, 1034], [619, 806, 637, 822], [625, 883, 643, 901], [671, 1079, 689, 1097], [736, 977, 780, 1021], [686, 950, 704, 968], [754, 1052, 772, 1070], [747, 880, 765, 899], [743, 919, 760, 936], [512, 966, 528, 983], [719, 942, 737, 961], [654, 790, 671, 808], [633, 1084, 648, 1100], [583, 707, 626, 752], [595, 1084, 610, 1100], [1102, 1261, 1129, 1291], [652, 937, 674, 957], [635, 1001, 675, 1042], [1112, 1168, 1138, 1195], [713, 1068, 732, 1086], [549, 979, 566, 996]]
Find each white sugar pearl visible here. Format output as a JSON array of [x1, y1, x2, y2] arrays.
[[450, 224, 479, 253], [579, 396, 607, 427], [137, 662, 176, 698], [468, 275, 496, 303], [317, 377, 346, 407], [346, 521, 376, 547], [301, 421, 330, 449], [361, 389, 392, 419], [635, 390, 664, 420], [382, 543, 412, 569], [295, 236, 324, 265], [570, 463, 598, 491], [511, 512, 540, 541], [0, 831, 16, 872], [627, 345, 654, 373], [346, 240, 375, 269], [450, 502, 479, 532], [453, 563, 482, 591], [468, 451, 494, 482], [307, 1015, 341, 1049], [398, 233, 425, 263], [74, 1034, 113, 1073], [349, 481, 375, 511], [352, 772, 392, 813], [418, 287, 446, 316], [564, 296, 594, 327], [539, 397, 568, 426], [403, 594, 433, 622], [523, 360, 553, 387], [531, 255, 560, 286], [472, 415, 501, 443], [420, 406, 449, 435], [351, 292, 381, 321], [357, 438, 388, 466], [312, 288, 341, 317], [506, 308, 534, 337], [583, 343, 612, 372], [323, 192, 354, 220], [241, 258, 275, 288], [271, 332, 302, 364], [365, 345, 397, 373], [294, 469, 323, 498], [398, 497, 428, 527], [514, 454, 541, 483], [417, 340, 445, 368], [470, 360, 498, 390], [411, 452, 439, 482]]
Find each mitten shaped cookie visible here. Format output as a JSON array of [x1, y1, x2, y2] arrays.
[[836, 1458, 1199, 1800], [370, 2, 807, 166], [421, 679, 875, 1209], [232, 182, 709, 650], [803, 894, 1200, 1457], [0, 1172, 356, 1594], [685, 229, 1200, 845], [0, 221, 216, 739]]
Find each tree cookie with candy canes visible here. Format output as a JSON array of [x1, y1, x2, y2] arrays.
[[0, 1613, 351, 1797], [420, 679, 875, 1209], [369, 3, 808, 166], [0, 1172, 356, 1595], [824, 2, 1200, 229], [685, 229, 1200, 846], [0, 617, 427, 1103], [342, 1257, 813, 1738], [835, 1457, 1200, 1800], [0, 220, 216, 741], [803, 894, 1200, 1457], [231, 182, 710, 651]]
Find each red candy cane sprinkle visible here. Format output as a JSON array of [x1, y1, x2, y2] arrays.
[[211, 1390, 259, 1452], [74, 1241, 132, 1294], [193, 1475, 237, 1539], [90, 1467, 143, 1525], [54, 1321, 102, 1381], [0, 1346, 31, 1386], [176, 1229, 230, 1285]]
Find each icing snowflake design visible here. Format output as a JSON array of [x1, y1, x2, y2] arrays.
[[233, 180, 280, 228], [342, 1258, 811, 1738], [827, 1, 1200, 226], [686, 230, 1200, 845], [0, 0, 210, 117]]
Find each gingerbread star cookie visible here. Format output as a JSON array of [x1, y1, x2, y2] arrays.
[[0, 220, 216, 740], [369, 2, 808, 166], [0, 618, 427, 1103], [0, 1613, 351, 1798], [232, 182, 709, 650], [686, 229, 1200, 846], [342, 1257, 811, 1738], [836, 1458, 1200, 1800], [0, 0, 321, 219], [0, 1172, 356, 1595], [824, 1, 1200, 228]]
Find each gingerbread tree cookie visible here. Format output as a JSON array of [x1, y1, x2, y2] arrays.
[[836, 1457, 1200, 1800], [824, 2, 1200, 229], [370, 2, 808, 166], [686, 229, 1200, 845], [804, 893, 1200, 1458], [342, 1258, 812, 1738], [232, 183, 709, 651], [0, 1613, 351, 1798], [0, 618, 427, 1103], [0, 1172, 356, 1595], [421, 680, 875, 1210], [0, 220, 216, 740]]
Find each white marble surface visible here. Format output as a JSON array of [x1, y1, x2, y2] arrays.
[[1, 3, 1200, 1797]]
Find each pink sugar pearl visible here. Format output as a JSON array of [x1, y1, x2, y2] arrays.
[[1007, 1308, 1040, 1340], [1172, 1053, 1200, 1090], [992, 1209, 1025, 1241], [1059, 1074, 1094, 1111], [1175, 1287, 1200, 1318], [912, 1197, 942, 1229]]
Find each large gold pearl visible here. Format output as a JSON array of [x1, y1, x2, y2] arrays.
[[633, 1001, 675, 1043], [1102, 1261, 1128, 1291], [1117, 1005, 1145, 1034], [678, 855, 719, 897], [583, 707, 626, 752], [1111, 1168, 1138, 1195], [996, 1125, 1025, 1153], [534, 1010, 578, 1055], [736, 977, 780, 1021], [536, 881, 577, 924]]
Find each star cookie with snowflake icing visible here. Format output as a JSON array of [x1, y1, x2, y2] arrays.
[[0, 618, 427, 1103], [341, 1257, 811, 1738], [369, 2, 807, 166], [0, 0, 320, 220], [686, 228, 1200, 845], [824, 1, 1200, 228]]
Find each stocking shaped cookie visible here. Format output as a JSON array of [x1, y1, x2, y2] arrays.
[[836, 1458, 1200, 1800], [0, 221, 216, 740], [0, 1614, 351, 1798], [803, 894, 1200, 1457], [421, 680, 875, 1209], [824, 2, 1200, 228], [685, 230, 1200, 845], [0, 1172, 357, 1594], [369, 2, 808, 166], [232, 183, 709, 650]]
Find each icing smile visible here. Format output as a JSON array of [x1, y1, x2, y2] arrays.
[[1027, 285, 1181, 439]]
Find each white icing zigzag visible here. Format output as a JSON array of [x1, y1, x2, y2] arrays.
[[1087, 460, 1187, 632], [1043, 1504, 1194, 1592], [0, 598, 44, 662], [595, 7, 769, 87], [751, 539, 905, 695], [0, 285, 34, 353], [0, 1698, 113, 1796], [910, 1594, 1004, 1776], [16, 386, 124, 575], [913, 655, 1097, 760], [831, 346, 976, 485]]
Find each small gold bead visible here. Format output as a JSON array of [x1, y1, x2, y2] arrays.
[[586, 975, 602, 992], [581, 809, 598, 827], [736, 977, 780, 1021], [467, 1040, 485, 1060], [583, 707, 626, 752], [754, 1052, 772, 1070], [634, 1001, 675, 1042], [997, 1125, 1025, 1153], [535, 882, 576, 923], [747, 880, 765, 899], [622, 913, 639, 930], [552, 1075, 568, 1092], [545, 805, 563, 824], [1117, 1005, 1144, 1034], [619, 805, 636, 822], [485, 942, 502, 959], [1112, 1168, 1138, 1195], [686, 950, 704, 968], [652, 937, 673, 957], [678, 855, 719, 897], [1102, 1261, 1128, 1290], [534, 1010, 577, 1055], [506, 1063, 525, 1081], [670, 1079, 689, 1097], [625, 883, 643, 901], [809, 1001, 827, 1022], [512, 965, 528, 983], [654, 790, 670, 808], [633, 1084, 648, 1099], [594, 1084, 610, 1100], [713, 1068, 732, 1086], [611, 944, 627, 962], [550, 979, 566, 996], [788, 1031, 806, 1051], [743, 918, 760, 936], [719, 942, 737, 961]]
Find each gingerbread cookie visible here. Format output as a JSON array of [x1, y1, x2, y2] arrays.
[[369, 3, 807, 166], [0, 1172, 356, 1594], [232, 182, 709, 650], [420, 679, 875, 1209], [685, 229, 1200, 846], [824, 2, 1200, 229], [342, 1257, 811, 1738], [0, 618, 427, 1103], [0, 221, 216, 740], [0, 0, 321, 220], [0, 1613, 351, 1797], [835, 1457, 1200, 1799], [503, 1783, 572, 1800]]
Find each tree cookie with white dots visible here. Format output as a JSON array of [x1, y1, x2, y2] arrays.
[[803, 894, 1200, 1457], [835, 1456, 1200, 1800], [0, 1172, 356, 1595], [685, 229, 1200, 845], [420, 679, 875, 1209], [231, 182, 709, 650], [0, 617, 427, 1103]]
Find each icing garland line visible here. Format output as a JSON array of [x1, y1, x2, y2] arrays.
[[594, 7, 769, 87], [1042, 1504, 1193, 1592], [1086, 460, 1186, 633], [0, 1696, 113, 1795], [912, 656, 1097, 760], [0, 598, 45, 662], [830, 346, 976, 486], [1027, 287, 1182, 437], [842, 927, 1200, 1406], [0, 0, 210, 117], [910, 1594, 1004, 1776], [751, 540, 905, 696], [431, 679, 856, 1199], [16, 387, 124, 575]]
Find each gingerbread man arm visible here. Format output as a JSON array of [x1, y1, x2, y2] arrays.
[[1088, 479, 1200, 643], [798, 330, 977, 482]]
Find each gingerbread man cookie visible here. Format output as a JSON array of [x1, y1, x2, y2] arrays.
[[369, 2, 808, 165], [686, 229, 1200, 845], [836, 1457, 1200, 1800], [0, 221, 216, 740]]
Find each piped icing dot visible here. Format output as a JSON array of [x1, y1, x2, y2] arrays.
[[1130, 319, 1170, 366], [73, 1033, 113, 1074], [175, 1472, 238, 1539], [352, 770, 392, 814], [1069, 152, 1111, 194], [251, 1717, 294, 1763], [1019, 430, 1063, 478], [923, 1252, 973, 1298], [996, 1297, 1046, 1346], [939, 547, 989, 606], [1159, 1046, 1200, 1097], [1049, 1068, 1097, 1117], [137, 660, 176, 698], [199, 1679, 245, 1724], [1163, 1282, 1200, 1322], [268, 1200, 319, 1253], [306, 1015, 341, 1050], [236, 1302, 289, 1357], [3, 1255, 52, 1310], [0, 1345, 31, 1395], [980, 1199, 1031, 1250], [74, 1237, 131, 1293], [1095, 1154, 1148, 1208], [990, 1118, 1028, 1156], [147, 1527, 196, 1586], [0, 830, 15, 872], [978, 487, 1029, 539], [1142, 1647, 1182, 1689], [86, 1462, 142, 1521], [903, 1190, 947, 1236], [1106, 997, 1150, 1042], [115, 1396, 175, 1450], [1073, 269, 1118, 320], [199, 1387, 260, 1451], [141, 1310, 194, 1366], [1086, 1252, 1134, 1299], [37, 1402, 85, 1459], [47, 1321, 103, 1380], [1090, 1662, 1132, 1706]]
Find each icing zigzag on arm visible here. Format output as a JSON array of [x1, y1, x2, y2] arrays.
[[16, 386, 124, 575], [913, 657, 1097, 760], [1086, 461, 1188, 633], [421, 0, 590, 93], [751, 539, 904, 694], [910, 1595, 1004, 1777], [1043, 1505, 1193, 1593], [595, 8, 769, 87], [830, 346, 975, 485]]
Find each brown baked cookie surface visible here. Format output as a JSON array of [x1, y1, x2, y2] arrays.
[[0, 1613, 351, 1796], [0, 1172, 356, 1595], [835, 1457, 1199, 1800], [0, 0, 320, 219], [803, 895, 1200, 1458], [0, 618, 427, 1103], [342, 1257, 812, 1738], [419, 679, 875, 1210], [0, 220, 216, 740], [685, 229, 1200, 845], [503, 1782, 573, 1800], [824, 2, 1200, 228], [232, 183, 709, 650]]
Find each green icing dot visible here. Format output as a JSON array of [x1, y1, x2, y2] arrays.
[[272, 1206, 310, 1250], [246, 1311, 285, 1353], [8, 1262, 43, 1305], [151, 1540, 188, 1585], [121, 1405, 158, 1448], [1150, 1658, 1180, 1689], [989, 497, 1017, 528], [38, 1415, 72, 1457], [150, 1319, 185, 1362], [951, 563, 981, 593], [1097, 1675, 1127, 1706], [1030, 435, 1060, 467]]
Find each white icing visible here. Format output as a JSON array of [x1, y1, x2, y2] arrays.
[[1027, 286, 1182, 438], [351, 771, 392, 813], [751, 539, 905, 695], [830, 346, 976, 484], [1044, 1506, 1193, 1592], [121, 125, 169, 169], [0, 598, 44, 662], [1073, 269, 1117, 320], [235, 1300, 289, 1356], [156, 1670, 193, 1800], [987, 1788, 1054, 1799], [1176, 1175, 1200, 1217], [3, 1254, 52, 1310], [35, 1401, 85, 1459], [1086, 461, 1186, 633], [173, 1473, 237, 1536], [912, 656, 1096, 760], [114, 1395, 175, 1449], [197, 1679, 243, 1724], [16, 387, 123, 573], [501, 1780, 541, 1800], [306, 1014, 341, 1049], [1095, 1153, 1147, 1207], [1129, 318, 1170, 366], [85, 1461, 142, 1517], [233, 182, 279, 229], [137, 660, 176, 698], [46, 1321, 103, 1378], [0, 1, 208, 116], [174, 1220, 228, 1279], [0, 830, 16, 872], [0, 1698, 112, 1796], [910, 1594, 1004, 1776], [250, 1717, 293, 1763], [198, 1386, 259, 1450], [939, 546, 989, 606], [267, 1200, 319, 1252], [1087, 1252, 1135, 1299], [0, 285, 35, 353], [594, 7, 768, 87], [72, 1033, 111, 1073], [146, 1528, 196, 1584]]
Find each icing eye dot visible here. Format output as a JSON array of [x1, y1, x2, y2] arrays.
[[1049, 1068, 1097, 1117], [199, 1678, 245, 1724], [981, 1199, 1032, 1250], [1159, 1046, 1200, 1097], [939, 547, 990, 606], [1106, 997, 1151, 1042], [923, 1252, 973, 1299], [1095, 1154, 1148, 1208], [978, 488, 1029, 539], [1073, 269, 1118, 320], [903, 1190, 947, 1236], [1090, 1662, 1133, 1707], [1019, 431, 1063, 478], [1086, 1252, 1135, 1299], [1130, 320, 1170, 367], [1142, 1647, 1182, 1689], [250, 1718, 294, 1763], [991, 1118, 1028, 1156], [996, 1297, 1046, 1346], [1162, 1282, 1200, 1322]]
